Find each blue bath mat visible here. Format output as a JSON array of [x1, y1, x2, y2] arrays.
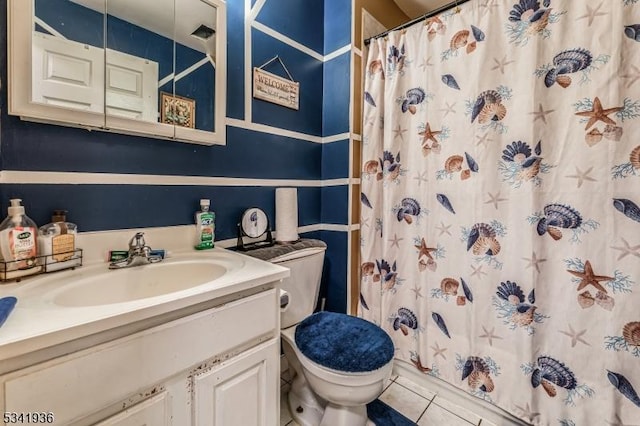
[[367, 398, 417, 426]]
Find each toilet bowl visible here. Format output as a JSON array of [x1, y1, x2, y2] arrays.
[[242, 239, 394, 426], [282, 314, 394, 426]]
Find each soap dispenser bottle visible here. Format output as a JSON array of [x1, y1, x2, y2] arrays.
[[0, 199, 40, 277], [38, 210, 80, 272], [194, 199, 215, 250]]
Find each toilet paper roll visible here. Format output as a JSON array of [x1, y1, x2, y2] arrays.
[[275, 188, 299, 243]]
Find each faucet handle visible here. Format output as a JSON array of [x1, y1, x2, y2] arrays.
[[129, 232, 147, 250], [109, 232, 162, 269]]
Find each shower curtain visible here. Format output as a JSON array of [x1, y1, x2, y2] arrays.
[[359, 0, 640, 424]]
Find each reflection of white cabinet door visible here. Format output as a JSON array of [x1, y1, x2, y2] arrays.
[[94, 392, 171, 426], [31, 32, 104, 112], [106, 49, 159, 122], [192, 340, 279, 426]]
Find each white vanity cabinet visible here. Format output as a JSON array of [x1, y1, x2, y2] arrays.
[[0, 287, 280, 426], [192, 340, 279, 426]]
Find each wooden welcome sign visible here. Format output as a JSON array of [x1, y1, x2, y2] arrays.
[[253, 67, 299, 110]]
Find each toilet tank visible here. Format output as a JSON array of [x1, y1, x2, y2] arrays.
[[272, 246, 326, 329]]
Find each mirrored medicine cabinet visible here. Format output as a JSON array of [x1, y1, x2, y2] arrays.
[[8, 0, 227, 145]]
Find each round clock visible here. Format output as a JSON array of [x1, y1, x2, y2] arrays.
[[240, 207, 269, 238]]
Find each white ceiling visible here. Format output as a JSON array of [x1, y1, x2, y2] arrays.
[[393, 0, 454, 19], [70, 0, 217, 55]]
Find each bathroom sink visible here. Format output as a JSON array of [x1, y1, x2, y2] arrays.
[[51, 259, 227, 307]]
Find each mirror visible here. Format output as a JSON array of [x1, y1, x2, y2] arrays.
[[8, 0, 106, 127], [8, 0, 226, 145], [172, 0, 225, 144], [104, 0, 176, 138], [32, 0, 105, 114]]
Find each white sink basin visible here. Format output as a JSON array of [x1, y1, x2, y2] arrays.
[[52, 259, 227, 307], [0, 248, 291, 362]]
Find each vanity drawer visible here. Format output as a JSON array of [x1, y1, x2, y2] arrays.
[[1, 288, 278, 425]]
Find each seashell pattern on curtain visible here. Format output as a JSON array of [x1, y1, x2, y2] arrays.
[[359, 0, 640, 424]]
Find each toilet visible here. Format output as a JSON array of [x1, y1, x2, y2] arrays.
[[250, 239, 394, 426]]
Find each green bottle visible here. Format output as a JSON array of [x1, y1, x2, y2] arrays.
[[194, 199, 215, 250]]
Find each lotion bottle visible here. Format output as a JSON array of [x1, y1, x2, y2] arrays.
[[0, 199, 39, 275], [38, 210, 80, 272], [194, 199, 215, 250]]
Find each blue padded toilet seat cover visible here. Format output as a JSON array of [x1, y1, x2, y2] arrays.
[[294, 311, 394, 373]]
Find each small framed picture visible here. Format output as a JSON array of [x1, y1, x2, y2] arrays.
[[160, 92, 196, 128]]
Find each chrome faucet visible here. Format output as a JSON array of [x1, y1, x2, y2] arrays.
[[109, 232, 163, 269]]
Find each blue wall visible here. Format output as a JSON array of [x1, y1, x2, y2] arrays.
[[251, 29, 323, 135], [256, 0, 324, 54], [319, 0, 352, 312], [0, 0, 353, 313], [324, 0, 351, 55]]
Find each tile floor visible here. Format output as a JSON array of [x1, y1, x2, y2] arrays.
[[280, 369, 497, 426]]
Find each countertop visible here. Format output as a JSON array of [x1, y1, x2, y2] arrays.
[[0, 248, 289, 362]]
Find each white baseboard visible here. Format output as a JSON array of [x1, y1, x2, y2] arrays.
[[393, 359, 529, 426]]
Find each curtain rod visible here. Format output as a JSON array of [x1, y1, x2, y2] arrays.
[[364, 0, 472, 46]]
